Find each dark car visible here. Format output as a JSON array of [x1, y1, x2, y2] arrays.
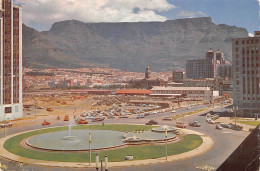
[[189, 121, 201, 127], [146, 120, 158, 125], [220, 123, 231, 128]]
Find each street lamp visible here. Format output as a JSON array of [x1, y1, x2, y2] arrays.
[[4, 115, 6, 138], [89, 132, 92, 166], [105, 155, 108, 171], [233, 106, 238, 125], [95, 153, 99, 171], [165, 127, 168, 160]]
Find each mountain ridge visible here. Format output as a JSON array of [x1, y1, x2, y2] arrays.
[[23, 17, 248, 72]]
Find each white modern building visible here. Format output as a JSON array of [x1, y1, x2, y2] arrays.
[[232, 31, 260, 117], [150, 86, 214, 100], [0, 0, 23, 121]]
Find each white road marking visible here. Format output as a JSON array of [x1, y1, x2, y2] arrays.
[[222, 131, 232, 134]]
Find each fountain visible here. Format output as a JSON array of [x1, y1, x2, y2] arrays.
[[62, 124, 78, 140]]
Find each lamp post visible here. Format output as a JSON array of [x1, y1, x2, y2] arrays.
[[105, 155, 108, 171], [4, 114, 6, 138], [34, 101, 37, 121], [233, 106, 238, 125], [89, 133, 91, 166], [165, 128, 168, 160], [95, 153, 99, 171]]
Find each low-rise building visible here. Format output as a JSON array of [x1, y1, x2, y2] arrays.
[[150, 86, 214, 100]]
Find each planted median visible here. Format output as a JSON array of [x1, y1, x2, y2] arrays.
[[3, 124, 202, 162]]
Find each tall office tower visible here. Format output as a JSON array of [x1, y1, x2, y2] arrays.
[[232, 31, 260, 117], [206, 49, 216, 60], [0, 0, 23, 121], [216, 49, 225, 64]]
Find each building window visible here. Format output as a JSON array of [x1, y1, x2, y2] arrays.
[[5, 107, 12, 114]]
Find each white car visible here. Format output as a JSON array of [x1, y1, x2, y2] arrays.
[[171, 110, 176, 113], [206, 118, 215, 124], [0, 122, 13, 128]]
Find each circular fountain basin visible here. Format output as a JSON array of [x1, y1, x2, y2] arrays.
[[151, 126, 179, 133], [124, 131, 175, 142], [26, 130, 125, 151]]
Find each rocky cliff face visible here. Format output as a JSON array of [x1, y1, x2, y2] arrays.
[[23, 17, 248, 72]]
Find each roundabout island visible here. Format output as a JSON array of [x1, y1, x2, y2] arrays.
[[0, 124, 213, 168]]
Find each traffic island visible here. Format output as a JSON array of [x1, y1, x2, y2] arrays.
[[0, 124, 213, 168]]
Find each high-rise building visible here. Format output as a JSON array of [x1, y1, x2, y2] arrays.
[[172, 71, 183, 83], [232, 31, 260, 117], [0, 0, 23, 121], [186, 49, 227, 79], [186, 58, 215, 79], [217, 64, 232, 79]]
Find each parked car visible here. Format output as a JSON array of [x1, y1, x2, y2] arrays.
[[146, 120, 158, 125], [42, 121, 51, 126], [77, 119, 88, 124], [85, 116, 95, 120], [162, 116, 173, 121], [136, 115, 145, 119], [107, 115, 115, 119], [46, 107, 53, 112], [119, 115, 129, 118], [92, 117, 104, 122], [64, 115, 69, 121], [189, 121, 201, 127], [171, 110, 176, 113], [0, 122, 13, 128], [216, 124, 223, 130]]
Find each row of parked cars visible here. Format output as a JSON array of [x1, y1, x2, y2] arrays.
[[0, 121, 13, 128]]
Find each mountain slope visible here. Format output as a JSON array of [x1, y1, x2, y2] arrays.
[[23, 17, 248, 72]]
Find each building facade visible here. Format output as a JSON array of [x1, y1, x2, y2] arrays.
[[233, 31, 260, 117], [217, 64, 232, 79], [150, 86, 213, 100], [186, 49, 227, 79], [186, 59, 215, 79], [0, 0, 23, 121], [172, 71, 184, 83]]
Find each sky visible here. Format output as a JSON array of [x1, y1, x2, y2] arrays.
[[14, 0, 259, 35]]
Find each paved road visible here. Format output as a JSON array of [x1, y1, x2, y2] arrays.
[[0, 105, 249, 171]]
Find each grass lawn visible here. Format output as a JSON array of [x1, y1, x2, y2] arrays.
[[4, 125, 202, 162], [237, 120, 260, 126]]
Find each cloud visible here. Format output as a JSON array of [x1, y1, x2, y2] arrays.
[[248, 33, 254, 37], [15, 0, 175, 31], [258, 0, 260, 5], [178, 10, 207, 18]]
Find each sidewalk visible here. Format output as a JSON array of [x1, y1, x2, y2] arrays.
[[0, 128, 214, 168]]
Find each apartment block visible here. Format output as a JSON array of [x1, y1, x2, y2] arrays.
[[232, 31, 260, 117], [0, 0, 23, 121]]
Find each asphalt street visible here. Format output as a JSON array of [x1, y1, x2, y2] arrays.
[[0, 104, 250, 171]]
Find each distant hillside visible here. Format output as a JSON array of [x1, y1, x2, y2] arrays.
[[23, 17, 248, 72]]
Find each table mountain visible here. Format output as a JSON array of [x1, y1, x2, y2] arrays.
[[23, 17, 248, 72]]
